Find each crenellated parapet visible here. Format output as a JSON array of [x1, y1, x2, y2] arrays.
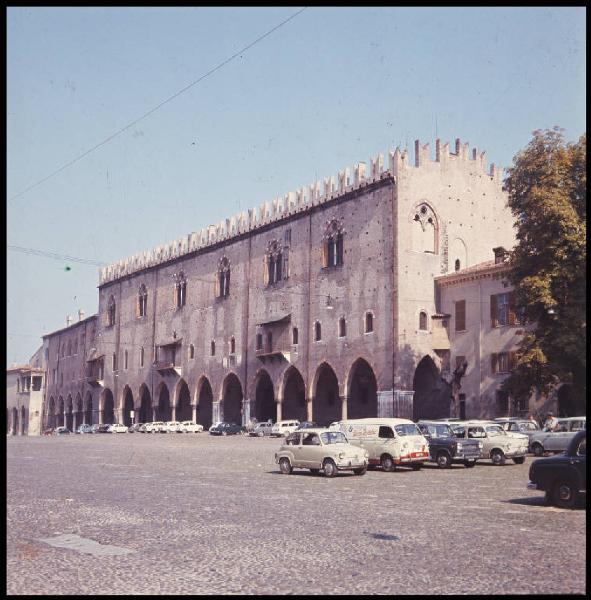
[[98, 137, 504, 286]]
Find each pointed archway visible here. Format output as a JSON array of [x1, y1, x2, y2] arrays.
[[312, 363, 341, 426], [197, 377, 213, 429], [101, 389, 115, 425], [282, 367, 307, 421], [122, 387, 134, 427], [412, 355, 450, 420], [139, 385, 152, 423], [84, 392, 93, 425], [176, 380, 192, 422], [347, 358, 378, 419], [222, 374, 243, 424], [254, 370, 276, 422], [156, 384, 171, 422]]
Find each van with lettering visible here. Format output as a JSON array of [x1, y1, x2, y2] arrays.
[[337, 418, 430, 471]]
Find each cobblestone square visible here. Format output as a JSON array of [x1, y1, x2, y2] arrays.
[[7, 434, 586, 595]]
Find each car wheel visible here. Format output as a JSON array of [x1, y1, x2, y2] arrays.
[[513, 456, 526, 465], [490, 449, 506, 466], [279, 457, 292, 475], [464, 460, 477, 468], [309, 468, 320, 475], [551, 479, 578, 509], [532, 443, 544, 457], [411, 463, 422, 471], [353, 467, 367, 476], [323, 459, 337, 478], [436, 451, 452, 469], [380, 454, 396, 472]]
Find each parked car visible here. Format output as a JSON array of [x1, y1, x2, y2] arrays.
[[95, 424, 112, 434], [448, 420, 529, 465], [270, 420, 300, 437], [89, 424, 100, 434], [144, 421, 165, 433], [337, 418, 430, 471], [417, 420, 482, 468], [76, 424, 93, 434], [42, 427, 54, 436], [209, 422, 222, 432], [181, 421, 204, 433], [209, 422, 244, 436], [109, 423, 129, 433], [127, 423, 144, 433], [138, 423, 150, 433], [275, 428, 369, 477], [494, 418, 541, 445], [529, 417, 586, 457], [163, 421, 183, 433], [527, 429, 586, 508], [53, 426, 71, 435], [249, 422, 274, 437], [296, 421, 320, 431]]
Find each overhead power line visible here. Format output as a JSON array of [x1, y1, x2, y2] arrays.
[[8, 245, 108, 266], [8, 7, 308, 203]]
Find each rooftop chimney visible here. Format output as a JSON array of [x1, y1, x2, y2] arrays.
[[78, 309, 85, 322], [66, 315, 72, 327]]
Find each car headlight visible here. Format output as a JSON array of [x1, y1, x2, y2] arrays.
[[456, 443, 463, 450]]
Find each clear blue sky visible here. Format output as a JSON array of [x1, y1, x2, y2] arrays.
[[7, 6, 586, 366]]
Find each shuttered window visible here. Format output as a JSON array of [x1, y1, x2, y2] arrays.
[[455, 300, 466, 331]]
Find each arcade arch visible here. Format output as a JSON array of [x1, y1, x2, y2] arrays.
[[347, 358, 378, 419], [312, 363, 341, 426]]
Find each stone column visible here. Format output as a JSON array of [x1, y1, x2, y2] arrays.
[[98, 408, 103, 425], [275, 400, 281, 423], [73, 411, 78, 431], [243, 399, 251, 426], [212, 401, 221, 424], [377, 390, 394, 418], [116, 408, 123, 425], [171, 405, 176, 421], [307, 397, 313, 422], [191, 405, 197, 423], [341, 395, 348, 421]]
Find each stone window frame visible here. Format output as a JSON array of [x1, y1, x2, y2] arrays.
[[124, 349, 128, 370], [292, 327, 299, 346], [322, 218, 345, 269], [410, 202, 439, 255], [338, 316, 347, 338], [140, 346, 145, 368], [210, 340, 216, 357], [418, 310, 429, 332], [364, 310, 374, 334], [264, 239, 288, 286], [189, 344, 195, 360], [138, 284, 148, 318], [216, 256, 231, 299], [229, 336, 236, 355], [314, 320, 322, 342], [174, 271, 187, 309], [256, 333, 263, 351], [106, 295, 116, 327]]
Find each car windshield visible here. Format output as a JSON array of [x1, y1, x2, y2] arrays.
[[394, 424, 421, 436], [485, 425, 505, 436], [426, 424, 453, 438], [320, 431, 348, 445]]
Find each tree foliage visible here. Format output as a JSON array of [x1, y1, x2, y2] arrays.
[[501, 127, 586, 410]]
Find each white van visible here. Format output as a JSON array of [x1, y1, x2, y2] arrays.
[[271, 420, 300, 437], [337, 418, 430, 471]]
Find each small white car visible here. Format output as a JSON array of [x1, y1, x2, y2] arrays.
[[181, 421, 204, 433], [144, 421, 165, 433], [163, 421, 183, 433], [271, 420, 300, 437], [108, 423, 129, 433], [275, 428, 369, 477]]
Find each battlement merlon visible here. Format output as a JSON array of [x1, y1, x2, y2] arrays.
[[98, 138, 505, 286]]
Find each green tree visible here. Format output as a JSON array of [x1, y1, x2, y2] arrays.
[[501, 128, 586, 414]]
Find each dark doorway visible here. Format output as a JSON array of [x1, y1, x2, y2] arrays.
[[254, 371, 276, 422], [58, 397, 65, 427], [313, 363, 341, 426], [348, 359, 378, 419], [75, 394, 83, 429], [176, 381, 192, 421], [222, 374, 243, 424], [123, 388, 134, 427], [282, 367, 307, 421], [157, 385, 172, 422], [197, 378, 213, 429], [412, 356, 450, 420], [102, 389, 115, 425], [12, 407, 18, 435], [21, 406, 26, 435], [84, 392, 93, 425], [139, 386, 152, 423], [66, 396, 74, 431]]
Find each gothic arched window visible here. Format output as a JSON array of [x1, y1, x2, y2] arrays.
[[419, 311, 428, 331], [217, 257, 231, 298], [411, 203, 439, 254], [264, 240, 288, 285], [322, 219, 345, 268], [138, 284, 148, 317], [107, 295, 116, 327], [174, 272, 187, 308]]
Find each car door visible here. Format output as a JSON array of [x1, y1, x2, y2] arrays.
[[286, 432, 303, 467], [299, 432, 322, 467], [545, 421, 569, 451]]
